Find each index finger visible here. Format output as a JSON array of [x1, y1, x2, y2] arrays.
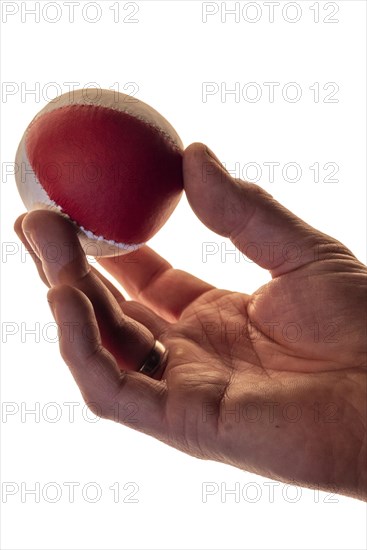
[[99, 246, 215, 322]]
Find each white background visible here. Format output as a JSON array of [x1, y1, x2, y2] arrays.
[[1, 1, 366, 549]]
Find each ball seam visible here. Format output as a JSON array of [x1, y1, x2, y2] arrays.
[[25, 102, 182, 154]]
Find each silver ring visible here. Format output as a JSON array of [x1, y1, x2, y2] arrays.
[[139, 340, 168, 377]]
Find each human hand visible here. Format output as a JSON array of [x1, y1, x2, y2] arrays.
[[15, 143, 367, 501]]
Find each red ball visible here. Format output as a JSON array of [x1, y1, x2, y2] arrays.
[[15, 88, 183, 256]]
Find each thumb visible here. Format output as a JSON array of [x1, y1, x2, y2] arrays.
[[183, 143, 351, 276]]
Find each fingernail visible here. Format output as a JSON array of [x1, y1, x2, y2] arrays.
[[205, 146, 222, 166], [23, 229, 40, 258], [22, 228, 52, 287], [205, 146, 229, 174], [47, 300, 56, 317], [14, 220, 50, 286], [23, 213, 90, 287]]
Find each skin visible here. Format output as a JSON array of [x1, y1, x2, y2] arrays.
[[15, 143, 366, 501]]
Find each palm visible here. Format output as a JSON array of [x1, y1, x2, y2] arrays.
[[15, 143, 366, 500], [140, 255, 364, 475], [163, 253, 365, 379]]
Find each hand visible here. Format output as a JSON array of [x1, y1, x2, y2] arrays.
[[15, 143, 367, 501]]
